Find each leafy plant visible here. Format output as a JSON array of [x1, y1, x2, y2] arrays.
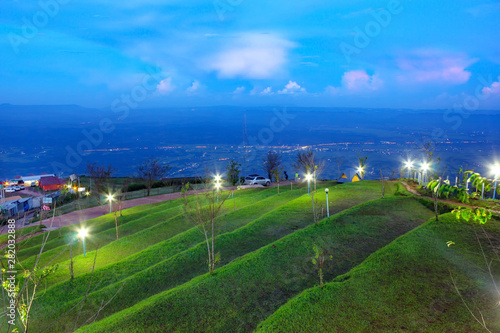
[[312, 244, 332, 288]]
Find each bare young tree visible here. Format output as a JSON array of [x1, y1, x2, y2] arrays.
[[136, 158, 171, 196], [182, 183, 228, 275], [86, 163, 114, 203], [271, 166, 285, 195], [263, 151, 282, 181]]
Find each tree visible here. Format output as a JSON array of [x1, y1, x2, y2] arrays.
[[312, 244, 332, 288], [293, 150, 324, 191], [136, 158, 171, 196], [86, 163, 114, 202], [226, 160, 241, 186], [271, 165, 285, 195], [182, 183, 228, 275], [263, 151, 282, 181]]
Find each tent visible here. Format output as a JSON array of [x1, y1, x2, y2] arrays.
[[352, 173, 361, 182]]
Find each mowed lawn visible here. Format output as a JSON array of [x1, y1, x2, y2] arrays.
[[76, 195, 434, 332], [30, 181, 391, 332], [256, 213, 500, 332]]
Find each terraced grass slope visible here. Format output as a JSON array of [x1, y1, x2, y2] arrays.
[[256, 213, 500, 332], [76, 191, 434, 332], [28, 181, 389, 332]]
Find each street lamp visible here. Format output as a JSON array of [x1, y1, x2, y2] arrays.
[[492, 163, 500, 199], [106, 194, 114, 214], [214, 175, 222, 203], [325, 188, 330, 218], [78, 228, 88, 257], [421, 162, 430, 185], [404, 160, 414, 179], [357, 166, 365, 180], [306, 174, 312, 196]]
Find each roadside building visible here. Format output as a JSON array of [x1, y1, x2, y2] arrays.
[[21, 174, 56, 186], [39, 176, 64, 191]]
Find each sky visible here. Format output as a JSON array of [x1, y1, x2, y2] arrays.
[[2, 0, 500, 109]]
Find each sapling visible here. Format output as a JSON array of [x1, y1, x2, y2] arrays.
[[312, 244, 332, 288]]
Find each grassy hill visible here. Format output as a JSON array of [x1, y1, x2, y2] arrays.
[[3, 180, 499, 332]]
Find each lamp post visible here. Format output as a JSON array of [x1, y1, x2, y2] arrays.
[[107, 194, 114, 214], [306, 174, 312, 196], [421, 162, 430, 185], [492, 163, 500, 199], [78, 228, 88, 257], [215, 175, 221, 203], [357, 166, 364, 181], [325, 188, 330, 218], [404, 160, 414, 180]]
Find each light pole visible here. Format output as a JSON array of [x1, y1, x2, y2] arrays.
[[325, 188, 330, 218], [215, 175, 221, 203], [357, 166, 364, 181], [421, 162, 430, 185], [78, 228, 88, 257], [492, 163, 500, 199], [107, 194, 114, 214], [306, 174, 312, 196], [404, 160, 414, 180]]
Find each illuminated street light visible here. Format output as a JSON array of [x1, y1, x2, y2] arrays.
[[421, 162, 430, 185], [214, 176, 222, 203], [78, 228, 88, 256], [306, 174, 312, 196], [357, 166, 365, 180], [404, 160, 414, 179], [106, 194, 114, 214], [325, 188, 330, 218], [492, 163, 500, 199]]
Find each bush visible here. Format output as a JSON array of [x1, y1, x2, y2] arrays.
[[152, 181, 165, 189], [127, 183, 147, 192]]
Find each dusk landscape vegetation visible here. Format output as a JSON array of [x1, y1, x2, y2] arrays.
[[1, 1, 500, 332]]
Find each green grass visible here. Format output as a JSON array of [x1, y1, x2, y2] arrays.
[[0, 225, 45, 247], [75, 191, 433, 332], [35, 181, 385, 331], [18, 187, 271, 279], [256, 213, 500, 332]]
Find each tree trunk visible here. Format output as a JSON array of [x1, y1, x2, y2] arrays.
[[70, 243, 74, 279]]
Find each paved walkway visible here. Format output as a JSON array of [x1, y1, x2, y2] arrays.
[[2, 181, 296, 235]]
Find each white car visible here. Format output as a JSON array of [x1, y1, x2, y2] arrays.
[[19, 185, 25, 190], [14, 186, 21, 191], [5, 187, 15, 193], [244, 175, 271, 186]]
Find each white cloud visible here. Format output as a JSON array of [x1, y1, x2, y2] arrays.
[[326, 70, 382, 95], [205, 34, 295, 79], [156, 78, 175, 95], [186, 80, 200, 93], [396, 49, 477, 85], [260, 87, 273, 95], [482, 77, 500, 96], [278, 81, 306, 94], [233, 86, 246, 94]]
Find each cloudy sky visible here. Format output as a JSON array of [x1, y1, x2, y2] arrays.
[[2, 0, 500, 109]]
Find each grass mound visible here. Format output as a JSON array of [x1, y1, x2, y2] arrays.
[[77, 194, 433, 332], [256, 213, 500, 332]]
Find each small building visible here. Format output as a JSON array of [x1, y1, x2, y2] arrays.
[[0, 202, 18, 217], [39, 176, 64, 191], [21, 174, 56, 187]]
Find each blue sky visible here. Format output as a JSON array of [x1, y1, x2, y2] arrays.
[[2, 0, 500, 109]]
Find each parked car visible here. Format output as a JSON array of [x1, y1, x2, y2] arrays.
[[243, 175, 271, 186], [19, 185, 25, 190], [5, 187, 15, 193], [14, 186, 21, 191], [31, 182, 37, 187]]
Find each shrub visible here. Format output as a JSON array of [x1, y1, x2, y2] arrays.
[[127, 183, 147, 192]]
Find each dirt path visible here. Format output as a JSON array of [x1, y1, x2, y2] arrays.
[[401, 182, 500, 214], [2, 181, 296, 236]]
